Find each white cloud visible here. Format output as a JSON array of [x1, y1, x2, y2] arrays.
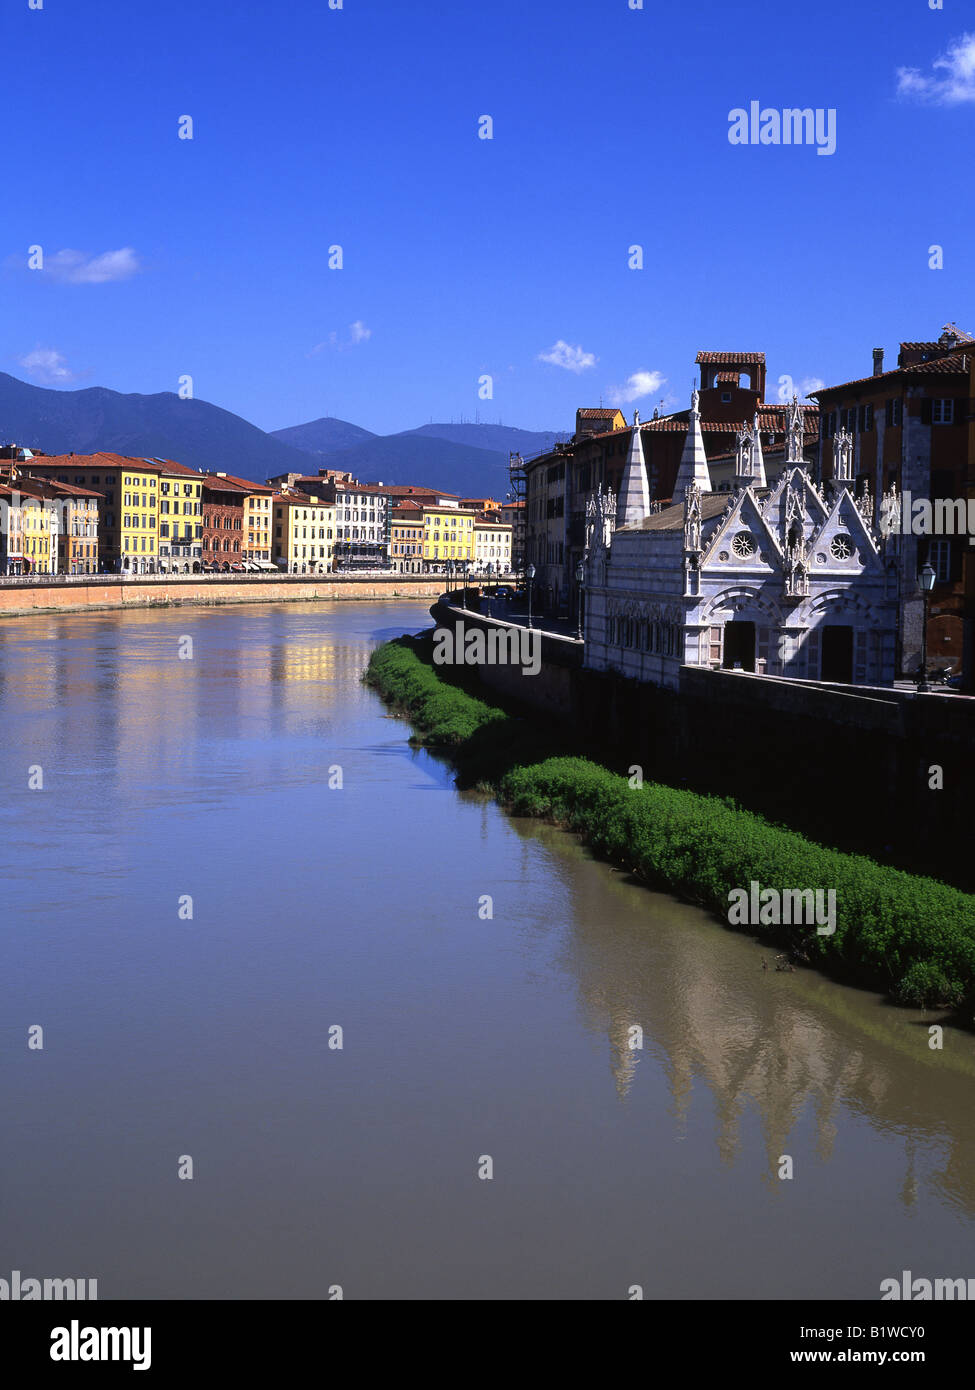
[[800, 375, 826, 396], [19, 347, 78, 384], [537, 340, 597, 373], [44, 247, 141, 284], [607, 369, 666, 406], [897, 32, 975, 104], [308, 321, 372, 355]]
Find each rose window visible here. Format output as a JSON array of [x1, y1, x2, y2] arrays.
[[731, 532, 756, 558], [829, 534, 854, 561]]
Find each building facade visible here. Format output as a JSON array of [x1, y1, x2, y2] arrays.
[[326, 482, 390, 568], [156, 459, 204, 572], [25, 454, 162, 572], [202, 475, 248, 569], [498, 499, 525, 572], [390, 502, 426, 573], [472, 515, 512, 573], [521, 355, 818, 616], [31, 479, 100, 573], [584, 393, 899, 689], [811, 326, 973, 675], [271, 489, 335, 573]]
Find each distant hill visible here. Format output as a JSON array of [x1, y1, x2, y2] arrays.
[[272, 421, 565, 498], [404, 423, 561, 458], [269, 415, 377, 456], [311, 433, 516, 500], [0, 370, 564, 496], [0, 373, 314, 483]]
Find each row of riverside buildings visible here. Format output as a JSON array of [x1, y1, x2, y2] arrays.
[[514, 326, 975, 687], [0, 451, 517, 578]]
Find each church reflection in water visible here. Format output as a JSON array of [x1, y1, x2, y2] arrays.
[[508, 816, 975, 1220]]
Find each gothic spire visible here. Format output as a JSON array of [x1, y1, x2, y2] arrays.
[[734, 413, 767, 490], [671, 389, 711, 505], [615, 409, 650, 528]]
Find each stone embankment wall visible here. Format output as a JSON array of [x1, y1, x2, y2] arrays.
[[0, 575, 444, 617], [433, 602, 975, 890]]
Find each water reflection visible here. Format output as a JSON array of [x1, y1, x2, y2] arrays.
[[0, 599, 972, 1300], [506, 817, 975, 1217]]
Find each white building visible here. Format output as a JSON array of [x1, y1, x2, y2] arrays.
[[473, 515, 513, 573], [584, 393, 900, 688]]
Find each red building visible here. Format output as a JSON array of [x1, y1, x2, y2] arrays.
[[201, 474, 248, 569]]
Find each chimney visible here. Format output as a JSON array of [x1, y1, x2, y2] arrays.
[[872, 348, 884, 376]]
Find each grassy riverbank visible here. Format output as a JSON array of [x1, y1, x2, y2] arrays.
[[365, 634, 975, 1011]]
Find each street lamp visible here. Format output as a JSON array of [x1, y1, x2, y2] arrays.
[[917, 561, 937, 693], [575, 560, 585, 642], [526, 563, 536, 631], [463, 559, 470, 609]]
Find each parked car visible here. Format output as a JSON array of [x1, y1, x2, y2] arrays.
[[493, 586, 514, 602]]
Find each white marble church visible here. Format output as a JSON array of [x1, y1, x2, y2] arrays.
[[583, 391, 900, 688]]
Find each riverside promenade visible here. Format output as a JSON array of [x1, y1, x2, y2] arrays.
[[0, 571, 445, 617]]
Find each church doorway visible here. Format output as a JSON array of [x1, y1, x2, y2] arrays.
[[820, 625, 853, 683], [723, 620, 755, 672]]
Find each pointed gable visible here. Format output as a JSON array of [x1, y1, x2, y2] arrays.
[[806, 486, 883, 570], [616, 412, 650, 528], [759, 466, 828, 544], [671, 389, 712, 504], [701, 486, 783, 571]]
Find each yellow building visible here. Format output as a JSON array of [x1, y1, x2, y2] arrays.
[[26, 453, 162, 572], [243, 487, 273, 562], [156, 459, 204, 571], [422, 505, 475, 569], [18, 486, 58, 573], [272, 489, 335, 573]]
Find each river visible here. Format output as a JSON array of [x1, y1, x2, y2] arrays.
[[0, 599, 972, 1300]]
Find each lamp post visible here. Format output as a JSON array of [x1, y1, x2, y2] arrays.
[[463, 559, 470, 609], [526, 563, 535, 631], [917, 561, 936, 693], [575, 560, 585, 642]]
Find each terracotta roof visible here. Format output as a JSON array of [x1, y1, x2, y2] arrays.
[[151, 458, 199, 477], [201, 475, 251, 496], [577, 408, 621, 418], [203, 471, 273, 493], [900, 337, 973, 350], [27, 478, 102, 498], [695, 351, 765, 364], [276, 490, 333, 506], [714, 371, 741, 383], [811, 352, 972, 397], [327, 481, 392, 497], [22, 452, 164, 472], [584, 403, 819, 441], [369, 483, 458, 497], [707, 442, 814, 464], [622, 495, 731, 532]]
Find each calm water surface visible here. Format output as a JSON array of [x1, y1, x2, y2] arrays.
[[0, 600, 973, 1299]]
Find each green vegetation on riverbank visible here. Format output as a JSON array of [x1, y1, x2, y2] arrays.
[[365, 634, 975, 1010]]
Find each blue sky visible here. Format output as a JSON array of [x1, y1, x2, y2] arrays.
[[3, 0, 972, 436]]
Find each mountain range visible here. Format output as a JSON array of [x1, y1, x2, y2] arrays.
[[0, 373, 561, 498]]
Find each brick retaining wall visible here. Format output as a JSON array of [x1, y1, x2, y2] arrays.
[[0, 575, 444, 617]]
